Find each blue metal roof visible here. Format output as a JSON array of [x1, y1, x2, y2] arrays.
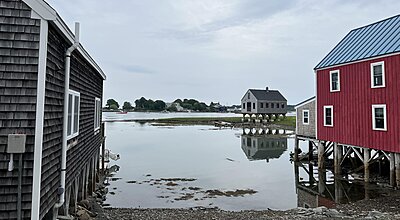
[[315, 15, 400, 70]]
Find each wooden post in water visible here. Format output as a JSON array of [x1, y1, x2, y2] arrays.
[[390, 152, 396, 187], [334, 143, 342, 175], [364, 148, 371, 183], [395, 153, 400, 187], [308, 141, 313, 161], [294, 136, 299, 162], [318, 141, 325, 170]]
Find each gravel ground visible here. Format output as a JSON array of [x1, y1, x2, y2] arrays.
[[78, 193, 400, 220]]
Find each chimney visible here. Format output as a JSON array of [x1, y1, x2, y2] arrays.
[[266, 87, 269, 92]]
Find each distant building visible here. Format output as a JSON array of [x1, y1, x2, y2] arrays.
[[0, 0, 106, 219], [241, 87, 287, 121], [295, 97, 316, 138]]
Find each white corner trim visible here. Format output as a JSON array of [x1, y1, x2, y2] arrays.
[[31, 19, 48, 220], [372, 104, 387, 131], [329, 70, 340, 92], [23, 0, 57, 20], [370, 61, 385, 88]]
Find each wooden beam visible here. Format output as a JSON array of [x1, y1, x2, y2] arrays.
[[364, 148, 371, 183]]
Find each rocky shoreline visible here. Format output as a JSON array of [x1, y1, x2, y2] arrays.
[[72, 179, 400, 220]]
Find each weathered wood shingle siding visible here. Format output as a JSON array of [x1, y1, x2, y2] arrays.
[[0, 0, 39, 219], [296, 100, 316, 138], [39, 23, 103, 218]]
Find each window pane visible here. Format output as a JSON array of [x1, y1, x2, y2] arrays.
[[304, 111, 308, 117], [67, 94, 73, 136], [331, 72, 338, 90], [73, 96, 79, 133], [266, 103, 269, 108], [261, 103, 263, 108], [325, 108, 332, 125], [375, 118, 384, 129], [373, 65, 383, 86], [276, 103, 279, 108], [304, 118, 309, 123], [326, 116, 331, 125]]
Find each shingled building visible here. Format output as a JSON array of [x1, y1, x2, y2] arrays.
[[0, 0, 106, 219], [241, 87, 287, 122]]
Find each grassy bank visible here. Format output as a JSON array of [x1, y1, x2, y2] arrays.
[[152, 116, 296, 128]]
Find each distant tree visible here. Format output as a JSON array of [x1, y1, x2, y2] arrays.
[[154, 100, 166, 111], [122, 101, 133, 111], [173, 99, 182, 104], [106, 99, 119, 109]]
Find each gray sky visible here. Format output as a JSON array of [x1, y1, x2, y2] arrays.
[[46, 0, 400, 105]]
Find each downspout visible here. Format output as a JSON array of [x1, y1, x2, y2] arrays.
[[55, 22, 80, 209]]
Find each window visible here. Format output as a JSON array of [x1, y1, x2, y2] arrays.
[[253, 103, 255, 109], [67, 90, 80, 139], [247, 93, 250, 99], [330, 70, 340, 92], [371, 61, 385, 88], [271, 103, 274, 108], [260, 103, 264, 108], [276, 103, 279, 108], [372, 105, 387, 131], [303, 110, 309, 125], [324, 106, 333, 127], [281, 103, 285, 108], [266, 103, 269, 108], [94, 97, 101, 131], [242, 103, 245, 109]]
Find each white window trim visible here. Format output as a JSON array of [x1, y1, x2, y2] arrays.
[[94, 97, 101, 131], [302, 110, 309, 125], [67, 90, 80, 140], [323, 105, 333, 127], [371, 61, 385, 88], [329, 70, 340, 92], [372, 104, 387, 131]]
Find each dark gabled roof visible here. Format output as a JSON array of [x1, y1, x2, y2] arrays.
[[249, 89, 287, 101], [315, 14, 400, 70], [295, 96, 315, 108]]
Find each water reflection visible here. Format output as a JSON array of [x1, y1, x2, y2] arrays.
[[241, 131, 287, 162], [294, 162, 390, 208]]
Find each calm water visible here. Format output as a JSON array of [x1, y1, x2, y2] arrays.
[[103, 121, 392, 211], [104, 122, 301, 210]]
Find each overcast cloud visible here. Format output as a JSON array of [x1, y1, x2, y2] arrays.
[[46, 0, 400, 105]]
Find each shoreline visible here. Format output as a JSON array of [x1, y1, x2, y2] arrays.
[[103, 116, 296, 130]]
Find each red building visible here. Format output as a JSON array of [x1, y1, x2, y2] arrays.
[[315, 15, 400, 153]]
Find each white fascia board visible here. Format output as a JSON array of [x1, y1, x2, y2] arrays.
[[294, 97, 316, 109], [23, 0, 107, 80]]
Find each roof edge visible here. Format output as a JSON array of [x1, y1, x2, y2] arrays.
[[294, 96, 315, 109], [23, 0, 106, 80]]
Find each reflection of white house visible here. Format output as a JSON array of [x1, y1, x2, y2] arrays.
[[241, 135, 287, 162]]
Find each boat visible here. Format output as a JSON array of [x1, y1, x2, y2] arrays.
[[116, 111, 128, 114]]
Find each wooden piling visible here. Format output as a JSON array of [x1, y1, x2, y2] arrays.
[[395, 153, 400, 187], [317, 141, 325, 170], [334, 143, 342, 175], [318, 169, 326, 194], [364, 148, 371, 183], [390, 152, 395, 187], [294, 136, 299, 162], [308, 141, 313, 161], [101, 123, 106, 175]]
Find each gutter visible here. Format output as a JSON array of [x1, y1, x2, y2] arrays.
[[54, 22, 80, 209]]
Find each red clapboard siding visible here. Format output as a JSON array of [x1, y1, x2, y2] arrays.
[[317, 54, 400, 153]]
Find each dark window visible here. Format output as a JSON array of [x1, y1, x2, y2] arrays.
[[271, 103, 274, 108], [324, 106, 333, 126], [253, 103, 255, 109], [276, 103, 279, 108], [248, 93, 250, 99], [372, 63, 384, 87], [266, 103, 269, 108], [303, 110, 309, 124], [330, 71, 340, 91], [261, 103, 264, 108], [243, 103, 245, 108], [373, 106, 386, 130], [281, 103, 285, 108]]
